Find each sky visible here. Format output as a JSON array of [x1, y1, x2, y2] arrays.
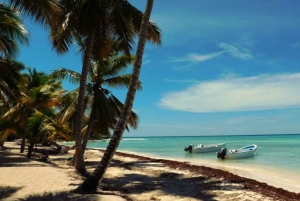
[[16, 0, 300, 137]]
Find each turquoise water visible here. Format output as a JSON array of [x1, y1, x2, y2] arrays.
[[64, 134, 300, 173], [63, 134, 300, 192]]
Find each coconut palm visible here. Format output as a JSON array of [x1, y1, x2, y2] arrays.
[[51, 0, 161, 172], [0, 4, 28, 106], [0, 68, 65, 155], [0, 3, 29, 59], [0, 58, 25, 148], [0, 58, 25, 107], [52, 49, 140, 155], [7, 0, 61, 28], [74, 0, 155, 193]]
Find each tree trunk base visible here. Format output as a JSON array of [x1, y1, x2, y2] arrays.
[[72, 176, 99, 194]]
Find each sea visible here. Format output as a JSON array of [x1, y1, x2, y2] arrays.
[[62, 134, 300, 192]]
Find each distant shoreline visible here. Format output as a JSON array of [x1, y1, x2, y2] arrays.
[[123, 133, 300, 138]]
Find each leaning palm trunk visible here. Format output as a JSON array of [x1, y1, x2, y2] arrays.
[[81, 90, 102, 154], [81, 102, 97, 155], [73, 0, 154, 193], [73, 32, 95, 172]]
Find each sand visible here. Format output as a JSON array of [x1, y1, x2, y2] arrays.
[[1, 141, 300, 201]]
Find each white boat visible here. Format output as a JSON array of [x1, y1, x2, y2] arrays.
[[184, 143, 227, 153], [216, 144, 257, 160]]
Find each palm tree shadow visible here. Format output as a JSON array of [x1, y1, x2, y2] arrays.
[[0, 151, 54, 167], [17, 191, 70, 201], [17, 191, 121, 201], [0, 186, 22, 200], [100, 162, 246, 201]]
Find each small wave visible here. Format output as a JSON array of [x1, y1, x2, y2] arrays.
[[122, 138, 146, 141]]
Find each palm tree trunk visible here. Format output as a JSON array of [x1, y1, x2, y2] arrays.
[[20, 134, 26, 153], [27, 137, 34, 158], [81, 124, 92, 155], [82, 90, 100, 154], [73, 31, 95, 173], [0, 141, 4, 150], [73, 0, 155, 193]]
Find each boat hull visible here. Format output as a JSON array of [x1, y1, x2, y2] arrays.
[[190, 143, 227, 153], [225, 150, 255, 159], [217, 144, 257, 160]]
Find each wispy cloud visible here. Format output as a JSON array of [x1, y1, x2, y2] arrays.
[[164, 79, 199, 83], [159, 73, 300, 113], [219, 42, 252, 59], [171, 52, 225, 63], [292, 42, 300, 48], [226, 117, 277, 124], [169, 42, 252, 65]]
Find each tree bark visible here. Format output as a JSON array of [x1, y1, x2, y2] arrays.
[[20, 134, 26, 153], [0, 141, 4, 150], [73, 0, 154, 193], [81, 90, 99, 154], [27, 137, 34, 158], [73, 31, 95, 173]]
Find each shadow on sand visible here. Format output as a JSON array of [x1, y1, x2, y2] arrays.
[[0, 186, 23, 200], [97, 159, 233, 201]]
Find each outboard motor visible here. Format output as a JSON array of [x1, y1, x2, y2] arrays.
[[217, 148, 227, 159], [184, 144, 193, 153]]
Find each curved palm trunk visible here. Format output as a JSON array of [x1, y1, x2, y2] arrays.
[[73, 31, 95, 172], [82, 89, 105, 154], [74, 0, 155, 193], [81, 99, 97, 155]]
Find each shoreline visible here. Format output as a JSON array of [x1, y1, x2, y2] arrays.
[[1, 142, 300, 200], [109, 149, 300, 200], [90, 147, 300, 194]]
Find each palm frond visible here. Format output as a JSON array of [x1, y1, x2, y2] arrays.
[[51, 68, 81, 84], [104, 74, 142, 90], [9, 0, 61, 28]]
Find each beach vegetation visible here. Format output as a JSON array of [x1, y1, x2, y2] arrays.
[[0, 68, 65, 156], [74, 0, 156, 193], [50, 0, 161, 173], [51, 44, 140, 156], [7, 0, 61, 28], [0, 0, 59, 150], [0, 3, 29, 59]]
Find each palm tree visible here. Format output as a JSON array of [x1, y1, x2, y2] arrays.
[[51, 0, 161, 172], [74, 0, 155, 193], [0, 3, 29, 59], [7, 0, 61, 28], [0, 4, 28, 108], [0, 58, 25, 148], [0, 68, 65, 155], [0, 58, 25, 107], [52, 48, 140, 155]]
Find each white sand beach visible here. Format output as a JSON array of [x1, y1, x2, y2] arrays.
[[0, 142, 299, 201]]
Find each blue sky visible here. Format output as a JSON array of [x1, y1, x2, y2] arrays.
[[16, 0, 300, 136]]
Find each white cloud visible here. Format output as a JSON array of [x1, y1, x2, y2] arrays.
[[219, 42, 252, 59], [171, 52, 225, 63], [159, 73, 300, 113]]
